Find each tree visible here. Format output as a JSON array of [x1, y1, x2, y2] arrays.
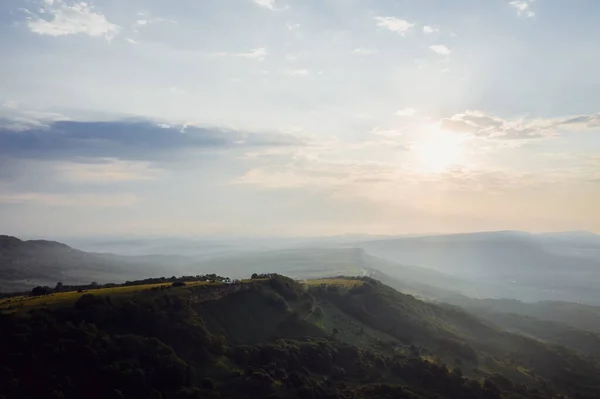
[[89, 281, 99, 289], [251, 273, 259, 279], [30, 286, 51, 296], [55, 282, 63, 292]]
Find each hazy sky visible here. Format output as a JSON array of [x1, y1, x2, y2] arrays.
[[1, 0, 599, 237]]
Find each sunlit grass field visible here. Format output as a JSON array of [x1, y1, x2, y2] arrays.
[[0, 280, 216, 312], [304, 278, 364, 287]]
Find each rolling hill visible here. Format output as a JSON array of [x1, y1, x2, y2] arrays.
[[0, 235, 189, 292], [352, 231, 600, 304], [2, 274, 600, 398]]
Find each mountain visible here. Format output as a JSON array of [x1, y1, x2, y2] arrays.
[[0, 235, 190, 292], [3, 274, 600, 398], [448, 297, 600, 333], [352, 231, 600, 304], [368, 268, 600, 360], [64, 234, 398, 257], [3, 235, 453, 293]]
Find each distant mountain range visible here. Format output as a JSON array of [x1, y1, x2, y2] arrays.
[[0, 235, 190, 292], [348, 230, 600, 304], [3, 230, 600, 304]]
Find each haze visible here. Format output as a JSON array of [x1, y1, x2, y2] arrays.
[[1, 0, 600, 237]]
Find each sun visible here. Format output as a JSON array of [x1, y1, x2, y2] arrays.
[[411, 128, 466, 172]]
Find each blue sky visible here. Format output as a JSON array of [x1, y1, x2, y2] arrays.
[[0, 0, 599, 237]]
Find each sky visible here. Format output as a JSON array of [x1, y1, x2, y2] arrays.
[[0, 0, 599, 237]]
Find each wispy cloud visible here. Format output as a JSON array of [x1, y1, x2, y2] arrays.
[[430, 45, 452, 56], [132, 13, 177, 33], [209, 48, 268, 61], [0, 102, 67, 131], [395, 108, 416, 117], [510, 0, 535, 17], [441, 110, 600, 140], [24, 0, 120, 40], [252, 0, 277, 10], [284, 69, 309, 77], [374, 17, 415, 36], [423, 25, 438, 34]]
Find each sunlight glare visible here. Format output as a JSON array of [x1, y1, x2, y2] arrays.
[[411, 128, 466, 172]]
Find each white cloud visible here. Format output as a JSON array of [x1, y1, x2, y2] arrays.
[[352, 48, 377, 55], [510, 0, 535, 17], [125, 37, 136, 44], [209, 48, 267, 61], [132, 15, 176, 32], [430, 45, 452, 56], [395, 108, 416, 117], [253, 0, 277, 10], [440, 110, 600, 140], [25, 0, 120, 40], [374, 17, 414, 36], [440, 110, 548, 139], [286, 23, 300, 31], [0, 102, 67, 130], [423, 25, 438, 34]]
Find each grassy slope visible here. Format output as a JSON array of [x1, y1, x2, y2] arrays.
[[0, 279, 259, 313], [3, 274, 600, 397], [305, 277, 600, 397]]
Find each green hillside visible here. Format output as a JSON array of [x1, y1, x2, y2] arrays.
[[1, 274, 599, 399]]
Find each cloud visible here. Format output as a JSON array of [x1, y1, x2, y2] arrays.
[[555, 114, 600, 130], [352, 48, 377, 55], [54, 159, 159, 182], [374, 17, 415, 36], [132, 14, 177, 33], [125, 37, 136, 44], [440, 110, 547, 139], [423, 25, 438, 34], [0, 102, 67, 131], [209, 48, 268, 61], [510, 0, 535, 17], [395, 108, 416, 117], [252, 0, 277, 10], [429, 45, 452, 56], [440, 110, 600, 140], [24, 0, 120, 40], [0, 192, 137, 207], [0, 119, 302, 162], [286, 23, 300, 31]]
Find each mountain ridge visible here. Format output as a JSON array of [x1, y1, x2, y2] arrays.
[[2, 274, 600, 398]]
